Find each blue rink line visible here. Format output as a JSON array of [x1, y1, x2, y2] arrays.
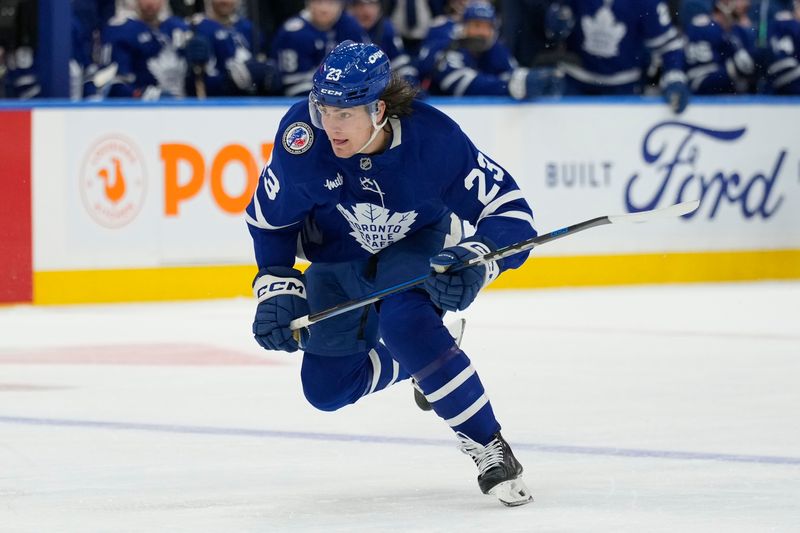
[[1, 415, 799, 466]]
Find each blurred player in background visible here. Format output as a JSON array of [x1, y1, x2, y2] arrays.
[[100, 0, 190, 99], [546, 0, 691, 112], [271, 0, 367, 96], [420, 1, 560, 98], [765, 0, 800, 93], [348, 0, 419, 84], [246, 40, 537, 506], [684, 0, 757, 93], [183, 0, 280, 96]]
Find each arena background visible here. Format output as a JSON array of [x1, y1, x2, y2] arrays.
[[1, 95, 799, 304]]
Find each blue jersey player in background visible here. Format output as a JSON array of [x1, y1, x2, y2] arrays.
[[420, 2, 558, 98], [184, 0, 280, 96], [684, 0, 756, 94], [766, 0, 800, 94], [100, 0, 190, 99], [245, 41, 537, 506], [547, 0, 691, 112], [348, 0, 419, 84], [271, 0, 368, 96]]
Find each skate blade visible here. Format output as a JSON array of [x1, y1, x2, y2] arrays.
[[488, 478, 534, 507]]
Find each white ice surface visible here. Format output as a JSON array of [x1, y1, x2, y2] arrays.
[[1, 282, 799, 532]]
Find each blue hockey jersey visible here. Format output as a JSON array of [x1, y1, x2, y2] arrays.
[[100, 13, 190, 99], [189, 14, 259, 96], [684, 14, 755, 94], [766, 9, 800, 94], [245, 100, 536, 271], [558, 0, 686, 93], [271, 10, 368, 96], [422, 36, 519, 96]]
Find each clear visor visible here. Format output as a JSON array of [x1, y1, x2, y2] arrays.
[[308, 92, 381, 129]]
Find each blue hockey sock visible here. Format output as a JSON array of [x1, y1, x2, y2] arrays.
[[415, 345, 500, 445], [379, 290, 501, 445]]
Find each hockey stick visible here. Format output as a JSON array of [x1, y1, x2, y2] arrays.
[[289, 200, 700, 331]]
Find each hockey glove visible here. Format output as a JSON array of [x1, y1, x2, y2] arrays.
[[424, 237, 502, 312], [185, 34, 212, 66], [661, 71, 690, 114], [544, 2, 575, 41], [509, 67, 562, 100], [252, 267, 310, 353]]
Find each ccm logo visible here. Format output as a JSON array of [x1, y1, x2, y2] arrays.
[[320, 88, 343, 96], [257, 281, 305, 298]]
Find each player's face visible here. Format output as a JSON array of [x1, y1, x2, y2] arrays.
[[212, 0, 239, 18], [349, 1, 381, 30], [308, 0, 343, 30], [463, 20, 494, 43], [318, 103, 383, 158], [137, 0, 163, 21], [734, 0, 750, 17]]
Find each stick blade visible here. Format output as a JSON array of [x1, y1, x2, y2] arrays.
[[608, 200, 700, 224]]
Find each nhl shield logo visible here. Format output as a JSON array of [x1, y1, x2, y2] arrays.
[[282, 122, 314, 155], [360, 157, 372, 170]]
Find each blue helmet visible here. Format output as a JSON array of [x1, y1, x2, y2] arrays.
[[310, 40, 391, 108], [463, 1, 496, 23]]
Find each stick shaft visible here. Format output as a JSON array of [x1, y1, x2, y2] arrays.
[[289, 200, 699, 331]]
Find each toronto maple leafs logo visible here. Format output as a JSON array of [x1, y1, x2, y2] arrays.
[[581, 1, 626, 58], [147, 48, 187, 97], [336, 203, 418, 253]]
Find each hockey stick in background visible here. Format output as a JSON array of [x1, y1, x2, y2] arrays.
[[289, 200, 700, 332]]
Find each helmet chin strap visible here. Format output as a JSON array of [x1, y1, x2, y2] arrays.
[[356, 111, 389, 155]]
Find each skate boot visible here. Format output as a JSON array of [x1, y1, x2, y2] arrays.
[[457, 431, 533, 507], [412, 319, 466, 412]]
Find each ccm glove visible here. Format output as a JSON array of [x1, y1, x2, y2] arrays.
[[424, 237, 502, 312], [252, 267, 309, 352]]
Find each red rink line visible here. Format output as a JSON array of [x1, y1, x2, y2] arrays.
[[0, 343, 285, 366]]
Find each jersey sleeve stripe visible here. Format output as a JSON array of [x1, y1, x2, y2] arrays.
[[482, 210, 536, 227], [248, 190, 301, 230], [774, 66, 800, 88], [645, 27, 678, 49], [768, 57, 799, 76], [650, 36, 684, 56], [477, 190, 526, 222]]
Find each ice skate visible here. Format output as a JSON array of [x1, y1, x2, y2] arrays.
[[412, 319, 466, 411], [457, 431, 533, 507]]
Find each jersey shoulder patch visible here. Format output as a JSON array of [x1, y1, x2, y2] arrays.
[[282, 121, 314, 155]]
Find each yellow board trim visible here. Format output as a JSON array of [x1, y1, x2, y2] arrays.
[[33, 249, 800, 305]]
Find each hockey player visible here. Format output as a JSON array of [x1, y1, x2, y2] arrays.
[[271, 0, 368, 96], [348, 0, 419, 84], [547, 0, 691, 112], [684, 0, 757, 93], [184, 0, 280, 96], [766, 0, 800, 93], [420, 1, 559, 98], [100, 0, 190, 99], [246, 41, 536, 506]]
